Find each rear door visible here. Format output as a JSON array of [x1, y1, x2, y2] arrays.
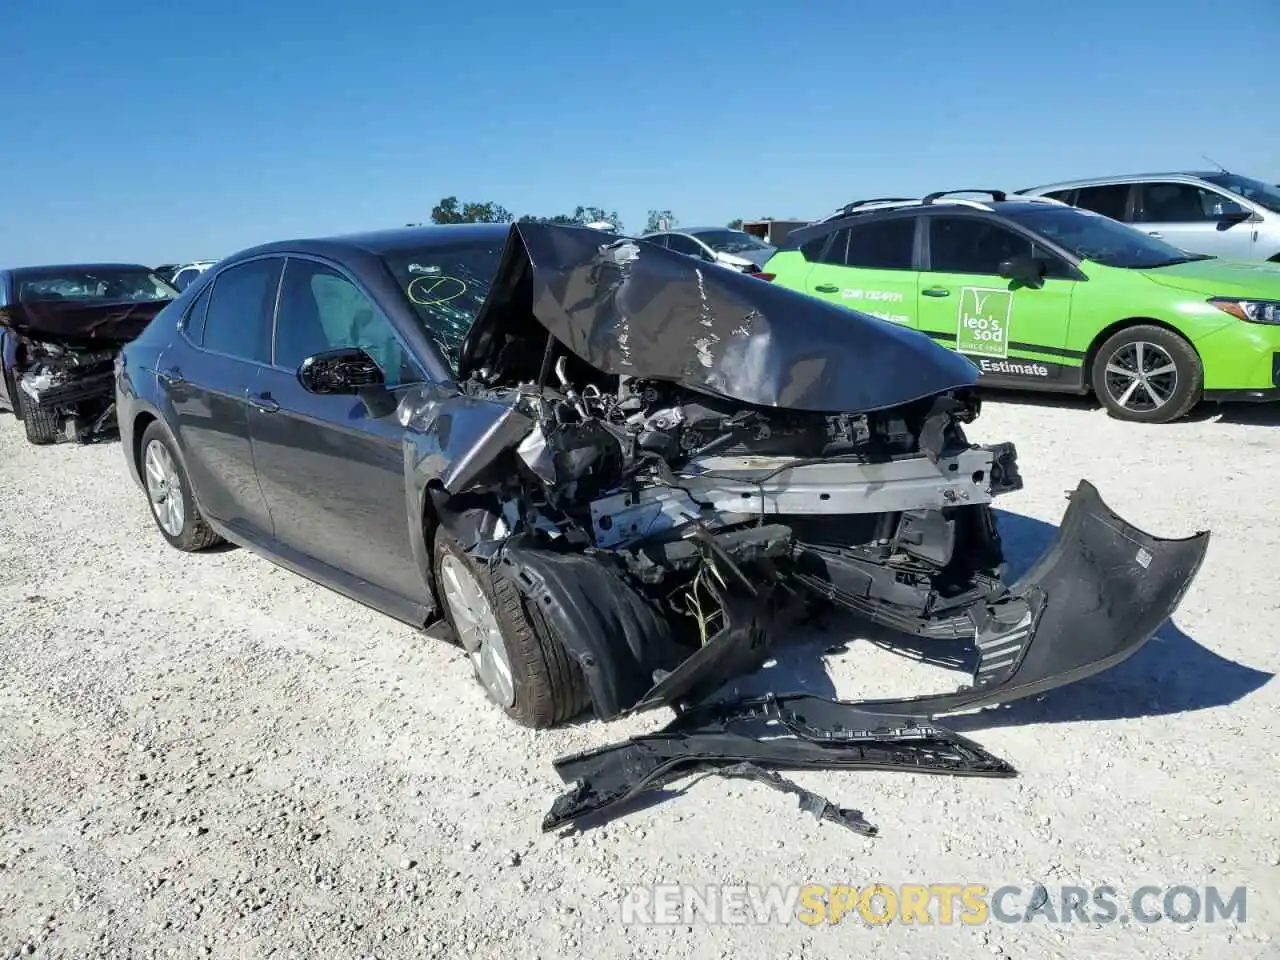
[[916, 214, 1081, 389], [163, 257, 281, 536], [247, 255, 429, 606], [802, 215, 919, 327]]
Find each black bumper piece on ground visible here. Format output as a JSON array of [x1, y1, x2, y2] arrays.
[[542, 479, 1210, 836], [543, 695, 1016, 835]]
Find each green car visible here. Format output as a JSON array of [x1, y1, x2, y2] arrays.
[[764, 191, 1280, 423]]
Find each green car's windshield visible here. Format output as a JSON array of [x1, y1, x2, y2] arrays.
[[1201, 173, 1280, 214], [1001, 205, 1211, 269], [17, 267, 177, 302], [691, 229, 773, 255], [380, 238, 506, 371]]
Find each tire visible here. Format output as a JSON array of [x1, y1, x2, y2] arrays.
[[1090, 324, 1202, 424], [433, 527, 589, 728], [17, 388, 59, 444], [138, 421, 223, 552]]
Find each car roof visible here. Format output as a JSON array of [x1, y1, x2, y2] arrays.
[[779, 193, 1077, 251], [9, 262, 157, 275], [228, 222, 514, 262], [1020, 171, 1225, 193]]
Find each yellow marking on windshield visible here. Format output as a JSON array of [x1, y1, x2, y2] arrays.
[[407, 275, 468, 306]]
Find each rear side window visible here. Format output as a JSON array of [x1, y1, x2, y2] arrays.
[[200, 258, 282, 363], [1043, 189, 1076, 203], [183, 284, 212, 343], [1073, 184, 1131, 221], [812, 228, 850, 265], [844, 218, 916, 270]]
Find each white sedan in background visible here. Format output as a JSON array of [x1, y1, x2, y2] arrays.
[[639, 227, 776, 273]]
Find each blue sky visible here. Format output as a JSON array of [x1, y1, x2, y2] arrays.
[[1, 0, 1276, 266]]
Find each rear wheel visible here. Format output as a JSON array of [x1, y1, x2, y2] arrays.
[[1090, 325, 1201, 424], [432, 528, 589, 728], [139, 421, 223, 551], [17, 388, 59, 444]]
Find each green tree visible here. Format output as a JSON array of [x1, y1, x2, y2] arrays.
[[430, 196, 514, 224], [644, 209, 677, 233], [727, 218, 744, 229]]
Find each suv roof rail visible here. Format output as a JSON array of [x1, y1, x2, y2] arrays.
[[922, 189, 1008, 205]]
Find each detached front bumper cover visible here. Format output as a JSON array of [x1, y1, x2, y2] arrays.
[[543, 479, 1210, 836]]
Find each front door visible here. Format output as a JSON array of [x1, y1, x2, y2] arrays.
[[163, 257, 281, 537], [1132, 181, 1257, 260], [917, 214, 1081, 390], [248, 255, 429, 606], [803, 215, 919, 327]]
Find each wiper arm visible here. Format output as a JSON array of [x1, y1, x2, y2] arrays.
[[1144, 254, 1216, 268]]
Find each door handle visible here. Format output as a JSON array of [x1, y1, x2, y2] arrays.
[[922, 287, 951, 298], [1146, 231, 1163, 238], [247, 391, 279, 413], [157, 367, 185, 386], [814, 284, 839, 293]]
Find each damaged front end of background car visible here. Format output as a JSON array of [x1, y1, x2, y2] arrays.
[[0, 299, 166, 445], [398, 222, 1210, 835]]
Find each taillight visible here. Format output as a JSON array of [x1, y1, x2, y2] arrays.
[[754, 272, 776, 281]]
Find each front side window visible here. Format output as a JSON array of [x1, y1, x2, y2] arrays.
[[274, 259, 425, 387], [1073, 184, 1131, 221], [16, 267, 177, 302], [380, 239, 506, 373], [200, 258, 282, 363], [927, 217, 1034, 275], [1135, 182, 1243, 223], [1000, 205, 1205, 269], [1201, 173, 1280, 214], [666, 234, 705, 257]]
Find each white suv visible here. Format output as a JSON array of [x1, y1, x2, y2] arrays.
[[1017, 171, 1280, 262]]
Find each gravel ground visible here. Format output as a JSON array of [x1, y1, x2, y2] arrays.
[[1, 393, 1277, 960]]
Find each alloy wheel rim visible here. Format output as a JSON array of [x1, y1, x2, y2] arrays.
[[1102, 341, 1178, 413], [143, 440, 186, 537], [438, 554, 515, 708]]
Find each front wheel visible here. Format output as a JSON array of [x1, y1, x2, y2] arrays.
[[1090, 325, 1202, 424], [138, 421, 223, 552], [17, 388, 59, 444], [432, 528, 589, 728]]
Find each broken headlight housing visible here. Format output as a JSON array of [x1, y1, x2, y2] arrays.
[[1209, 297, 1280, 325]]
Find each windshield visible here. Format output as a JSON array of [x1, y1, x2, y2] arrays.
[[17, 268, 177, 302], [689, 229, 774, 255], [381, 239, 506, 371], [1201, 173, 1280, 214], [1000, 205, 1210, 269]]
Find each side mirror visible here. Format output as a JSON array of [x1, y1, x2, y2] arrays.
[[998, 254, 1046, 288], [1216, 208, 1254, 229], [297, 347, 385, 395]]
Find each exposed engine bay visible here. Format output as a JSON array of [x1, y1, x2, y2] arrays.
[[1, 297, 166, 444], [16, 337, 119, 443], [402, 222, 1211, 836]]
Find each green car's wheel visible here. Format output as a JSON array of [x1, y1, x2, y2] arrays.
[[1091, 325, 1202, 424]]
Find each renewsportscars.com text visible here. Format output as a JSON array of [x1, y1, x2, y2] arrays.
[[619, 883, 1248, 926]]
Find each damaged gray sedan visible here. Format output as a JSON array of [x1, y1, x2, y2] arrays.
[[116, 221, 1208, 834]]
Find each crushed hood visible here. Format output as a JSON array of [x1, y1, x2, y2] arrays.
[[459, 222, 980, 413], [0, 298, 170, 346]]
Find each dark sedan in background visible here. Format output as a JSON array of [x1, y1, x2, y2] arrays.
[[1, 263, 175, 443]]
